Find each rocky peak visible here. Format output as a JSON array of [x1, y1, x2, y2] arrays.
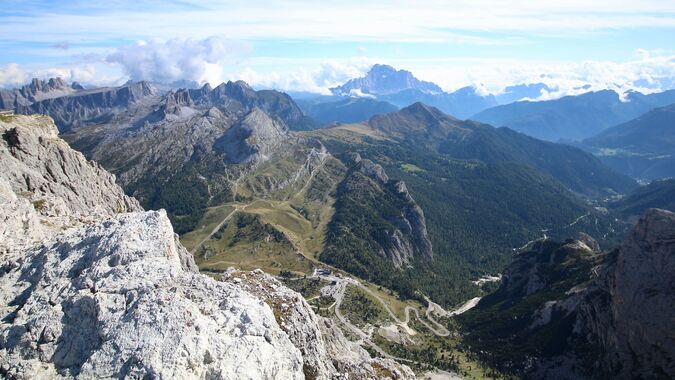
[[17, 77, 78, 103], [331, 64, 443, 96], [214, 107, 290, 164], [161, 89, 194, 115]]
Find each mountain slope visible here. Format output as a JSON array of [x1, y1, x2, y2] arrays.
[[369, 103, 636, 197], [610, 179, 675, 217], [310, 105, 629, 305], [459, 209, 675, 379], [296, 96, 398, 124], [473, 89, 675, 141], [582, 103, 675, 179]]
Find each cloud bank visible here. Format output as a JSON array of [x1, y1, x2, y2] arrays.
[[1, 39, 674, 103], [105, 37, 241, 85]]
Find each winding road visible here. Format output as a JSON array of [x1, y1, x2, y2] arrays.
[[189, 206, 241, 255]]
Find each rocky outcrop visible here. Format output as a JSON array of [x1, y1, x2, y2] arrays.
[[214, 107, 290, 164], [0, 114, 141, 253], [577, 208, 675, 379], [224, 269, 415, 379], [359, 156, 432, 264], [338, 153, 433, 267], [0, 210, 307, 379]]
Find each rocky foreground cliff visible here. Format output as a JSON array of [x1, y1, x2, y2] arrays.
[[460, 209, 675, 379], [0, 114, 413, 379]]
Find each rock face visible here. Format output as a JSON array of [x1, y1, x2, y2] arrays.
[[0, 114, 141, 253], [579, 208, 675, 379], [214, 107, 290, 164], [351, 154, 433, 265], [461, 209, 675, 379], [0, 113, 413, 379]]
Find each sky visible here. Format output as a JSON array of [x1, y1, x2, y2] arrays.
[[1, 0, 675, 97]]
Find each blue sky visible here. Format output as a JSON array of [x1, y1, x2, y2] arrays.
[[1, 0, 674, 96]]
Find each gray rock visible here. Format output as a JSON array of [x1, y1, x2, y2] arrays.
[[214, 108, 289, 164], [0, 114, 141, 253], [0, 211, 306, 379], [580, 208, 675, 378]]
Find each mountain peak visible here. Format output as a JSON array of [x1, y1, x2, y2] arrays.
[[19, 77, 77, 102], [331, 64, 443, 96], [399, 101, 451, 120]]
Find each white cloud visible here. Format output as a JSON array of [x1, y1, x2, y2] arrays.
[[0, 64, 28, 88], [0, 63, 121, 89], [105, 37, 249, 85], [236, 59, 375, 94], [405, 49, 675, 98], [226, 49, 675, 98]]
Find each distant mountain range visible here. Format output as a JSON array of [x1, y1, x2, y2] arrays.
[[298, 64, 499, 120], [0, 77, 83, 109], [581, 103, 675, 180], [472, 89, 675, 141]]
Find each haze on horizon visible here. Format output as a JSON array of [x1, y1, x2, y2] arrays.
[[1, 0, 675, 98]]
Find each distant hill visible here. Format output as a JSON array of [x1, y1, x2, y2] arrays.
[[367, 103, 637, 197], [611, 179, 675, 217], [582, 103, 675, 180], [494, 83, 552, 104], [472, 89, 675, 141], [296, 96, 398, 124]]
